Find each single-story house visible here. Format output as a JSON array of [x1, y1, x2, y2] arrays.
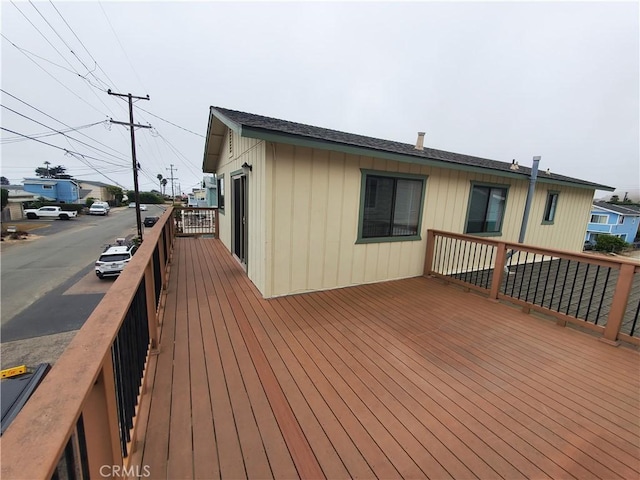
[[202, 106, 613, 298], [22, 178, 80, 204], [2, 185, 55, 220], [585, 201, 640, 245], [75, 180, 118, 204]]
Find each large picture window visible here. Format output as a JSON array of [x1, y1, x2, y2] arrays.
[[358, 171, 425, 242], [465, 184, 508, 234], [590, 214, 607, 224]]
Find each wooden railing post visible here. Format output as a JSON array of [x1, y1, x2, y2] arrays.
[[423, 230, 436, 276], [144, 261, 159, 351], [601, 263, 636, 345], [81, 355, 122, 478], [489, 242, 507, 301], [214, 207, 219, 239]]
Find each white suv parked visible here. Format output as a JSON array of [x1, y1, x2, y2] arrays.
[[95, 244, 137, 279]]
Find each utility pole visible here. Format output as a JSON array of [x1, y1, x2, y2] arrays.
[[166, 164, 177, 202], [108, 89, 150, 243]]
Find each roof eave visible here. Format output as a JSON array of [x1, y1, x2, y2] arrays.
[[241, 126, 612, 191], [202, 107, 244, 173]]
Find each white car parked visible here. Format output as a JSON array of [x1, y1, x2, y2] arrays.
[[89, 204, 109, 215], [95, 244, 137, 279]]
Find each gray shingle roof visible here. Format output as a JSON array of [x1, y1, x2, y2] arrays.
[[212, 106, 613, 191], [593, 201, 640, 216]]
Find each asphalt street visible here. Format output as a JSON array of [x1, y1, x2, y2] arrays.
[[0, 205, 166, 341]]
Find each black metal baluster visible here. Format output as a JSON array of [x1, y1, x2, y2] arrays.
[[594, 267, 612, 325], [516, 252, 528, 300], [532, 254, 545, 306], [584, 265, 600, 322], [628, 299, 639, 336], [566, 261, 580, 316], [524, 252, 536, 302], [549, 258, 562, 311], [556, 259, 571, 313], [575, 263, 590, 320]]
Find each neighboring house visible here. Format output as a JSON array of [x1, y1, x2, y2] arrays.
[[202, 106, 613, 298], [585, 201, 640, 244], [202, 175, 218, 207], [3, 185, 55, 221], [187, 188, 207, 207], [22, 178, 80, 204], [76, 180, 117, 204]]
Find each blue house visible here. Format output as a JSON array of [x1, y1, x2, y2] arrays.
[[585, 201, 640, 245], [22, 178, 81, 204]]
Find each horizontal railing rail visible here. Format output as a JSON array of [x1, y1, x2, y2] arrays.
[[1, 208, 175, 479], [424, 229, 640, 346], [173, 206, 218, 237]]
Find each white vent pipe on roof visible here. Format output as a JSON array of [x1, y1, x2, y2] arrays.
[[414, 132, 425, 151]]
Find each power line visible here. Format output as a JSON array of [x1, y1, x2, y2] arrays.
[[65, 152, 126, 188], [49, 0, 122, 92], [0, 126, 129, 168], [2, 35, 109, 117], [28, 0, 110, 91], [1, 89, 128, 158], [136, 105, 204, 137], [8, 3, 121, 117], [1, 121, 103, 144], [1, 104, 129, 165], [98, 1, 148, 94]]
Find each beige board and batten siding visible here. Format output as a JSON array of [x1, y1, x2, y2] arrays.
[[215, 130, 267, 292], [263, 142, 595, 298]]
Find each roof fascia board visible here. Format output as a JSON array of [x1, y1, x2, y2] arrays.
[[242, 127, 606, 191], [535, 177, 614, 191], [210, 108, 243, 135], [202, 108, 244, 173]]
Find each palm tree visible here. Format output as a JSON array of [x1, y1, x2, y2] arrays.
[[157, 173, 163, 192], [161, 178, 168, 196]]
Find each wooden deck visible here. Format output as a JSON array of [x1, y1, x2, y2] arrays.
[[132, 237, 640, 479]]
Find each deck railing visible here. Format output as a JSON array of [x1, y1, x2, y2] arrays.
[[173, 206, 218, 237], [424, 229, 640, 346], [0, 208, 175, 479]]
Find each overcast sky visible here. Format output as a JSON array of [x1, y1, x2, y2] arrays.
[[2, 1, 638, 199]]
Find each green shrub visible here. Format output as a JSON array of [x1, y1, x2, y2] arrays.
[[1, 188, 8, 209], [594, 234, 628, 253]]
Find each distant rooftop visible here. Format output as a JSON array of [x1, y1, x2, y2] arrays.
[[593, 201, 640, 216]]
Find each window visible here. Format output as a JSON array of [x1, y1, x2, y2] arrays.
[[358, 171, 426, 242], [43, 185, 53, 189], [542, 191, 559, 224], [618, 216, 625, 224], [590, 214, 607, 224], [465, 184, 508, 234], [217, 175, 225, 212]]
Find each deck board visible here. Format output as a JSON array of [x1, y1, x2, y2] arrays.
[[136, 238, 640, 479]]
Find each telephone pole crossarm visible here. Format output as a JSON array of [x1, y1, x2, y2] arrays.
[[109, 118, 152, 129]]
